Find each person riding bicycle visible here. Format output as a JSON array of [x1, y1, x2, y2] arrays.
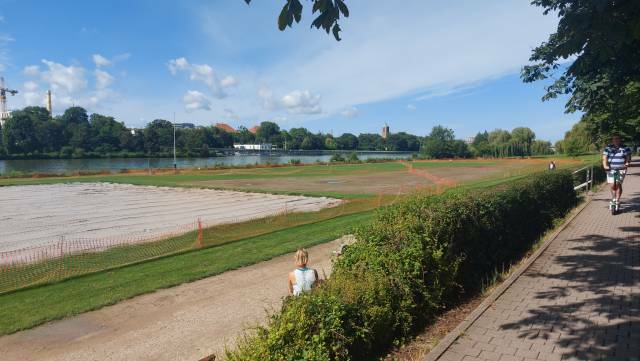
[[602, 134, 631, 212]]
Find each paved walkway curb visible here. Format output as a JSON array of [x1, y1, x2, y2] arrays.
[[423, 195, 593, 361]]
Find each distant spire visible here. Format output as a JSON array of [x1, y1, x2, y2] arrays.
[[46, 90, 53, 116]]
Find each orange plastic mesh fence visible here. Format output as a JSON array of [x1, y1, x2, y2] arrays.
[[0, 200, 356, 294]]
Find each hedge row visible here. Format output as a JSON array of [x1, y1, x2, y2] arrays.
[[226, 170, 578, 361]]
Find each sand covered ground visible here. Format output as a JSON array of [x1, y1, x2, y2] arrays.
[[0, 183, 340, 253]]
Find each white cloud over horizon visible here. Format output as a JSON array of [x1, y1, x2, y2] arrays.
[[183, 90, 212, 112], [341, 106, 359, 118], [21, 57, 123, 112], [168, 57, 237, 99], [92, 53, 131, 68], [258, 87, 322, 115]]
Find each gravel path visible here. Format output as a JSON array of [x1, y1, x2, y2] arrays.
[[0, 237, 349, 361], [0, 183, 340, 252]]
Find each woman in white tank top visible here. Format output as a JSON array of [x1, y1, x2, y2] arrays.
[[288, 248, 319, 296]]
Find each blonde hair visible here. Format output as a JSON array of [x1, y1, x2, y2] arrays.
[[295, 248, 309, 266]]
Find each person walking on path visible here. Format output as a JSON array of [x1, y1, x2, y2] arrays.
[[288, 248, 319, 296], [602, 133, 631, 210]]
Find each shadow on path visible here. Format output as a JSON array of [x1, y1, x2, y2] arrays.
[[499, 210, 640, 359]]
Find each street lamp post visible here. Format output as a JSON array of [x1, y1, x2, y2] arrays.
[[171, 114, 182, 172]]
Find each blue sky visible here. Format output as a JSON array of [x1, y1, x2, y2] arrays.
[[0, 0, 579, 141]]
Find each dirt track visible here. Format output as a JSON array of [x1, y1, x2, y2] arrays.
[[0, 238, 348, 361]]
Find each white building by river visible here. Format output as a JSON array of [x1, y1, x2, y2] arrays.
[[233, 144, 273, 150]]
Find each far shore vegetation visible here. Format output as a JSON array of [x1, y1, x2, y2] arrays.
[[0, 106, 561, 163]]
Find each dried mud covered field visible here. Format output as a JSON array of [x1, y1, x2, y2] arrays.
[[0, 183, 340, 252]]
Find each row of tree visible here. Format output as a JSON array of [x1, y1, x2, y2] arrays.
[[469, 127, 553, 158], [0, 106, 558, 159], [0, 106, 423, 158]]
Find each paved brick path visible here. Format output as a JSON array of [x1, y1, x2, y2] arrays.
[[437, 167, 640, 361]]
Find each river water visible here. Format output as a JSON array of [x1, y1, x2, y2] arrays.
[[0, 151, 413, 175]]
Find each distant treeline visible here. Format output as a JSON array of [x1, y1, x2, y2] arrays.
[[0, 106, 553, 159]]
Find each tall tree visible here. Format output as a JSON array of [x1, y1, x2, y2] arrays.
[[510, 127, 536, 156], [2, 111, 38, 155], [422, 125, 455, 159], [357, 133, 383, 151], [233, 126, 256, 144], [471, 131, 491, 157], [144, 119, 173, 154], [336, 133, 358, 150], [90, 113, 127, 152], [523, 0, 640, 140], [0, 122, 4, 155], [256, 121, 281, 144], [60, 107, 91, 151]]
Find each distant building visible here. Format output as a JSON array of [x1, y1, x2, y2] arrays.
[[215, 123, 236, 133], [234, 144, 272, 150], [0, 111, 10, 126], [248, 125, 260, 134], [179, 123, 196, 129], [465, 136, 475, 145], [381, 123, 390, 139]]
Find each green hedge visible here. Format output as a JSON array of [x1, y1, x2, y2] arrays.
[[226, 170, 578, 361]]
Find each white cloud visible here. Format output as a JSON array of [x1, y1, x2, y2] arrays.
[[95, 69, 114, 89], [40, 59, 87, 93], [168, 57, 189, 75], [220, 75, 237, 88], [407, 104, 417, 111], [183, 90, 212, 112], [92, 54, 111, 67], [341, 106, 359, 118], [168, 57, 236, 98], [23, 81, 39, 92], [223, 108, 239, 120], [20, 56, 123, 113], [259, 87, 322, 115], [113, 53, 131, 62], [23, 81, 43, 106], [93, 53, 131, 68], [23, 65, 40, 76], [281, 90, 321, 114]]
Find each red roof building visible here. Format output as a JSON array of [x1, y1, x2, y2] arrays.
[[248, 126, 260, 134], [214, 123, 236, 133]]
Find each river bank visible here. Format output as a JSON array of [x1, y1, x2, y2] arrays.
[[0, 151, 413, 175]]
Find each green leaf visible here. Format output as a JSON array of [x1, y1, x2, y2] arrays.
[[336, 0, 349, 17], [332, 23, 342, 41], [278, 3, 290, 30]]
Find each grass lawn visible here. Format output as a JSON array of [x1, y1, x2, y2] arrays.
[[411, 160, 498, 168], [0, 161, 407, 188], [0, 211, 374, 335]]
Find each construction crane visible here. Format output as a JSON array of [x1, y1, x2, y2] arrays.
[[0, 76, 18, 125]]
